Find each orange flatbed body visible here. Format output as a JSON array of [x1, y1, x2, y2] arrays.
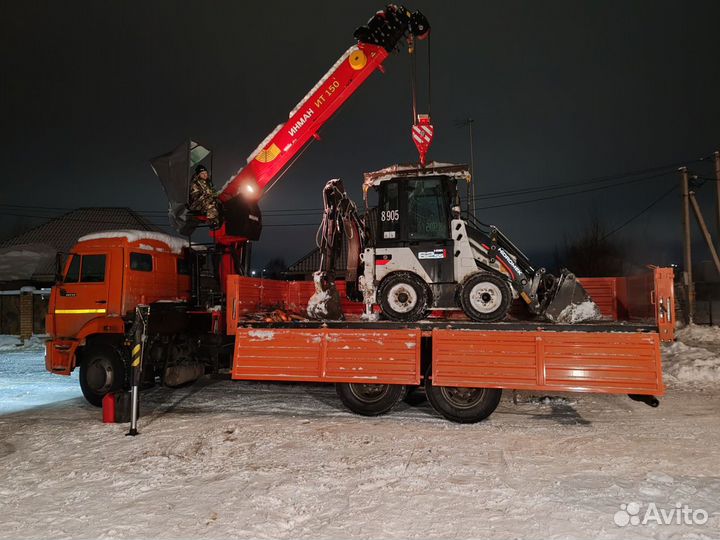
[[232, 322, 663, 396], [230, 267, 673, 397]]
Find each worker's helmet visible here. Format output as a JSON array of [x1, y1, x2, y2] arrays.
[[195, 164, 208, 175]]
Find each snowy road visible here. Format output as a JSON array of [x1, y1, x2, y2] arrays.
[[0, 336, 80, 415], [1, 332, 719, 539]]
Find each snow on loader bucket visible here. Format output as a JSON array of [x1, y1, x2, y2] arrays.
[[307, 272, 344, 321], [542, 271, 602, 323]]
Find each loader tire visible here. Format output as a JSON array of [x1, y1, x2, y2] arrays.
[[378, 272, 430, 322], [336, 383, 407, 416], [459, 272, 512, 322], [425, 369, 501, 423], [78, 345, 126, 407]]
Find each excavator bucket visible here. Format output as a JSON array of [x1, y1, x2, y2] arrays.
[[307, 272, 344, 321], [543, 272, 602, 324]]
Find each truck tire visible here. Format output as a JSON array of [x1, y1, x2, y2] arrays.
[[378, 272, 430, 322], [336, 383, 407, 416], [78, 345, 126, 407], [459, 271, 512, 322], [425, 371, 501, 423]]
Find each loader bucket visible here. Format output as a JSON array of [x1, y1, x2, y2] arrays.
[[307, 273, 344, 321], [543, 272, 602, 323]]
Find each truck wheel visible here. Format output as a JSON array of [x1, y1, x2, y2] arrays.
[[378, 272, 430, 322], [78, 346, 126, 407], [425, 371, 501, 423], [459, 272, 512, 322], [336, 383, 407, 416]]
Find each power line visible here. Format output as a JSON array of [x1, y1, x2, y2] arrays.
[[475, 170, 675, 211], [0, 211, 321, 229], [1, 153, 714, 222], [470, 155, 712, 201], [602, 184, 679, 239]]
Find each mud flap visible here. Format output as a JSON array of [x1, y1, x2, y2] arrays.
[[543, 272, 602, 323]]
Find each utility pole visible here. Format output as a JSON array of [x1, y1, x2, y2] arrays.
[[456, 118, 476, 216], [680, 167, 694, 323], [466, 118, 475, 217]]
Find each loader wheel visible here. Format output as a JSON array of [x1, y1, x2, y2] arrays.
[[378, 272, 430, 322], [336, 383, 407, 416], [459, 272, 512, 322], [78, 345, 126, 407], [425, 369, 502, 423]]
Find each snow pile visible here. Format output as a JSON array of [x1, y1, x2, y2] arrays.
[[555, 300, 603, 324], [516, 395, 578, 405], [0, 244, 55, 281], [662, 324, 720, 386], [78, 230, 187, 254], [247, 330, 275, 342], [663, 341, 720, 385], [306, 289, 330, 317], [0, 335, 46, 352], [675, 323, 720, 345], [363, 162, 471, 186]]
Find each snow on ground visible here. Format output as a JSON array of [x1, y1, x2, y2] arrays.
[[0, 336, 81, 415], [662, 324, 720, 386], [0, 331, 719, 539]]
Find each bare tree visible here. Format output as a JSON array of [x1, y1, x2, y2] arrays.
[[557, 216, 625, 277], [264, 257, 288, 280]]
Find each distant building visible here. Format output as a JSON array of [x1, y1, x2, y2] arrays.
[[285, 212, 376, 281], [285, 243, 351, 281], [0, 208, 163, 337]]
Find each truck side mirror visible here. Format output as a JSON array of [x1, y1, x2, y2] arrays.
[[55, 252, 64, 283]]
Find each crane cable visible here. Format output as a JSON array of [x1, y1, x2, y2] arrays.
[[408, 32, 431, 124]]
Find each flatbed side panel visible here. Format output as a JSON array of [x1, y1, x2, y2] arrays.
[[233, 328, 421, 385], [432, 329, 664, 396], [577, 277, 617, 320], [233, 328, 323, 381], [324, 329, 421, 384]]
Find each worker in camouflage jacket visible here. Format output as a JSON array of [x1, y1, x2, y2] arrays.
[[189, 164, 222, 229]]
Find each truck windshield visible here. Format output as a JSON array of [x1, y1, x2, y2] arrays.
[[64, 254, 80, 283], [63, 254, 106, 283]]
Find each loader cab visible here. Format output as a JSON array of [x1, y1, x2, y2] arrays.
[[372, 174, 459, 247]]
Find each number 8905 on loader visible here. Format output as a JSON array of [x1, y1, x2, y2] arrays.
[[310, 162, 602, 324]]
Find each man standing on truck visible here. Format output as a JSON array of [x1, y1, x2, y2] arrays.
[[189, 164, 222, 229]]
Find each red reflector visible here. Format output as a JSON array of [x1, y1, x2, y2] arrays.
[[376, 259, 391, 265]]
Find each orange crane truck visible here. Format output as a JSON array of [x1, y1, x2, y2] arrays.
[[45, 5, 672, 423]]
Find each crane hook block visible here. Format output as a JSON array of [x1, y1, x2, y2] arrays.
[[412, 114, 434, 167]]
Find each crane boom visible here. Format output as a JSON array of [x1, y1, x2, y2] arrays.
[[219, 44, 389, 202], [213, 4, 429, 243]]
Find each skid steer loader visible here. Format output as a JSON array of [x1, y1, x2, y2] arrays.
[[309, 163, 601, 324]]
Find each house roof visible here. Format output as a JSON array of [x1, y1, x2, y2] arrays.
[[286, 210, 377, 278], [286, 242, 351, 277], [0, 207, 163, 282]]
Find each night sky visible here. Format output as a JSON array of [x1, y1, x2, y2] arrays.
[[3, 1, 720, 270]]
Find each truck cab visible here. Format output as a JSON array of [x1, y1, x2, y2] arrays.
[[46, 230, 192, 404]]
